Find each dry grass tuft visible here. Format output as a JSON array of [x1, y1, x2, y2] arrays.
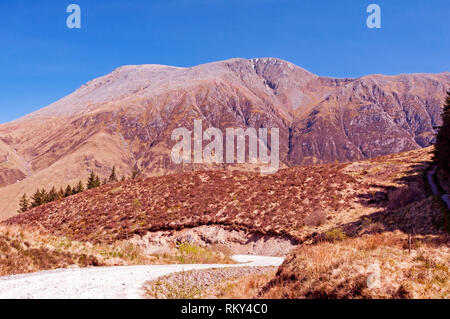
[[215, 272, 275, 299]]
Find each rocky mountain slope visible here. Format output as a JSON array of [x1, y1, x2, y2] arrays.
[[0, 58, 449, 219]]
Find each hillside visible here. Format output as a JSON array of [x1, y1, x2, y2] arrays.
[[0, 58, 449, 219], [260, 231, 449, 299], [5, 147, 445, 244]]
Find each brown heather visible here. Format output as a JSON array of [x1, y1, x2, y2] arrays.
[[5, 147, 443, 246], [4, 161, 361, 244], [2, 147, 443, 243]]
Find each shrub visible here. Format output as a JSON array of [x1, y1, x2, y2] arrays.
[[305, 210, 327, 227], [175, 242, 233, 264], [324, 228, 347, 242], [109, 187, 123, 195], [149, 271, 202, 299]]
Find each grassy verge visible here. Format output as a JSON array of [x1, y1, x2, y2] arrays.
[[0, 225, 159, 276]]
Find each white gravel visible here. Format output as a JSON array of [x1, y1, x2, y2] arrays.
[[0, 255, 283, 299]]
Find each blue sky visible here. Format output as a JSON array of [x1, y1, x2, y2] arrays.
[[0, 0, 449, 123]]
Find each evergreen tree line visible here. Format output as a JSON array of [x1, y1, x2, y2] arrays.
[[18, 164, 141, 213], [433, 91, 450, 175]]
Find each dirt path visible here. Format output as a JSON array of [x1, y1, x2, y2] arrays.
[[0, 255, 283, 299]]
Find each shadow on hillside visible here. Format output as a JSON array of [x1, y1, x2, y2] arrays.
[[327, 160, 448, 238]]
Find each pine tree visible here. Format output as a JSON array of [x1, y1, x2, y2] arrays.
[[31, 189, 43, 208], [87, 171, 97, 189], [75, 180, 85, 193], [109, 166, 118, 182], [433, 91, 450, 174], [41, 188, 48, 203], [121, 175, 126, 182], [94, 175, 101, 188], [18, 193, 29, 213], [64, 185, 72, 197], [58, 187, 65, 200], [47, 186, 58, 202]]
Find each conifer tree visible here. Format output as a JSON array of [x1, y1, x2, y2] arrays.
[[18, 193, 29, 213], [58, 187, 64, 199], [75, 180, 85, 193], [109, 166, 118, 182], [48, 186, 58, 202], [31, 189, 43, 208], [64, 185, 72, 197], [87, 171, 97, 189], [94, 175, 101, 188], [41, 188, 48, 203], [433, 91, 450, 174]]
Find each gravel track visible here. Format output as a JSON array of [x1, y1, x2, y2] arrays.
[[0, 255, 283, 299]]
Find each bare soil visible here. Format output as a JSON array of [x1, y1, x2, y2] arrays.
[[131, 225, 297, 257]]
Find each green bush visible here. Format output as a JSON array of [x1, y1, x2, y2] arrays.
[[324, 228, 347, 242]]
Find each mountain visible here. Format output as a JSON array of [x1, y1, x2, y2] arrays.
[[0, 58, 449, 219]]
